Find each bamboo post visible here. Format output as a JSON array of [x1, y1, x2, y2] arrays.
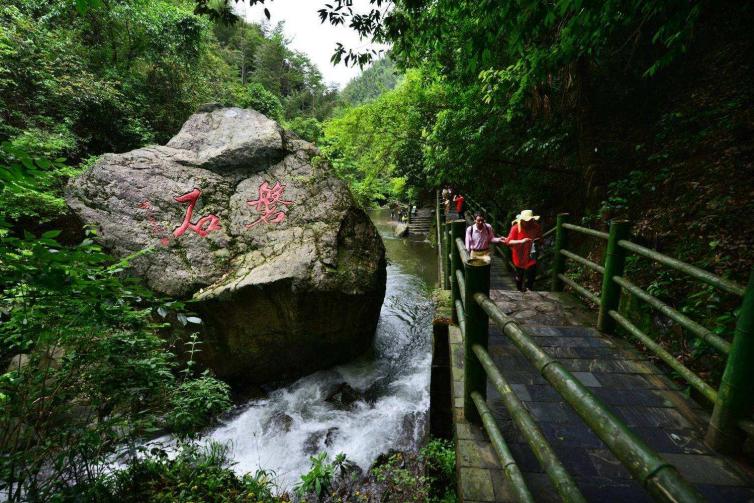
[[597, 220, 630, 333], [550, 213, 569, 291], [463, 255, 491, 425], [445, 222, 452, 292], [706, 268, 754, 453], [439, 198, 448, 290], [437, 212, 450, 290], [450, 220, 465, 323]]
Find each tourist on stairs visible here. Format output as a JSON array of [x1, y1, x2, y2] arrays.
[[504, 209, 542, 292], [465, 212, 503, 264], [453, 192, 466, 221]]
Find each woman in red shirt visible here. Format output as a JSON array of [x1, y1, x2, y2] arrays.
[[504, 209, 542, 292]]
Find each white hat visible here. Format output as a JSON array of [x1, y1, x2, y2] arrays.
[[519, 209, 540, 221]]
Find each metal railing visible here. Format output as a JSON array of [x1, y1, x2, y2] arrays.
[[444, 218, 706, 502]]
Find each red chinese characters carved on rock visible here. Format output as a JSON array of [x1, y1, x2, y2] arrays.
[[173, 188, 221, 238], [138, 200, 170, 247], [246, 181, 293, 229]]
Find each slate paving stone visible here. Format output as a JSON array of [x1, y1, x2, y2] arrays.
[[571, 371, 602, 387], [531, 336, 597, 348], [630, 427, 709, 455], [585, 449, 634, 480], [520, 384, 561, 402], [496, 370, 548, 385], [524, 401, 583, 423], [562, 358, 650, 373], [489, 469, 515, 502], [487, 400, 513, 423], [614, 406, 692, 429], [660, 453, 747, 486], [459, 467, 496, 502], [510, 383, 532, 402], [590, 372, 656, 389], [575, 477, 652, 503], [590, 387, 671, 407], [520, 473, 561, 503], [507, 442, 544, 473], [696, 484, 754, 502], [538, 421, 605, 449], [548, 446, 601, 477], [571, 346, 645, 359], [527, 326, 600, 338], [458, 439, 500, 469]]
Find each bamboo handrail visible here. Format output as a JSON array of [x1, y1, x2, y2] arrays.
[[562, 223, 609, 240], [560, 249, 605, 274], [557, 273, 600, 304], [471, 391, 535, 503], [472, 344, 585, 502], [609, 310, 718, 402], [474, 293, 705, 502], [618, 240, 745, 297], [613, 276, 730, 354]]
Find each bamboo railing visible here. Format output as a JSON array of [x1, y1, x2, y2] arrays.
[[441, 200, 754, 501]]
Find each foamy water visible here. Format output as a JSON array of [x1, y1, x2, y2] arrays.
[[205, 212, 436, 489]]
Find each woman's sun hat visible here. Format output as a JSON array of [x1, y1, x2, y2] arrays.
[[516, 209, 540, 231]]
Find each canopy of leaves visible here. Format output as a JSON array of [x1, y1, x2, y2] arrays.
[[340, 56, 401, 107], [321, 69, 444, 206]]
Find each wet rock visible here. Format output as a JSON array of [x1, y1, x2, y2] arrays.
[[363, 377, 390, 405], [394, 223, 409, 237], [66, 107, 387, 386], [325, 382, 362, 410], [325, 427, 339, 447], [303, 427, 339, 454], [265, 410, 294, 434]]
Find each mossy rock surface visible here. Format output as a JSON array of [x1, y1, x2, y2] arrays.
[[67, 107, 386, 385]]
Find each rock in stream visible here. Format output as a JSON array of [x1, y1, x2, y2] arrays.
[[66, 106, 387, 386]]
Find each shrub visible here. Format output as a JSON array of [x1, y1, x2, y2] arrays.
[[165, 375, 232, 438], [239, 83, 284, 122]]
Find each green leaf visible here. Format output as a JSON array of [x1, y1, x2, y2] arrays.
[[41, 230, 62, 239]]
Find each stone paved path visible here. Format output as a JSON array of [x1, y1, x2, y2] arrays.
[[450, 253, 754, 502]]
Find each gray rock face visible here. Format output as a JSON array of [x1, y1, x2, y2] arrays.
[[66, 107, 386, 385]]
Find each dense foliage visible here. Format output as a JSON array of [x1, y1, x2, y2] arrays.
[[339, 57, 400, 107], [316, 0, 752, 397], [320, 69, 443, 206], [78, 442, 281, 502], [0, 1, 338, 166], [0, 2, 342, 500]]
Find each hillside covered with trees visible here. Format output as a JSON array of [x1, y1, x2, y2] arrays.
[[2, 0, 753, 500]]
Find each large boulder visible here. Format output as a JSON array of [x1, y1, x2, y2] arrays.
[[66, 107, 386, 385]]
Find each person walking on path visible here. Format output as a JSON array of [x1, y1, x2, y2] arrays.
[[504, 209, 542, 292], [453, 193, 466, 221], [465, 212, 503, 264]]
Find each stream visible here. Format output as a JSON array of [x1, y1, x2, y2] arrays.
[[205, 208, 438, 489]]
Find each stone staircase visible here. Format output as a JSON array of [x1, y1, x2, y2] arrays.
[[408, 207, 433, 237]]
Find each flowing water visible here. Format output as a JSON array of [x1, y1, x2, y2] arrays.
[[206, 208, 438, 489]]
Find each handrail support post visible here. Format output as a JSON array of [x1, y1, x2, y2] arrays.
[[550, 213, 569, 291], [450, 220, 465, 323], [463, 257, 491, 425], [706, 268, 754, 453], [598, 220, 630, 333]]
